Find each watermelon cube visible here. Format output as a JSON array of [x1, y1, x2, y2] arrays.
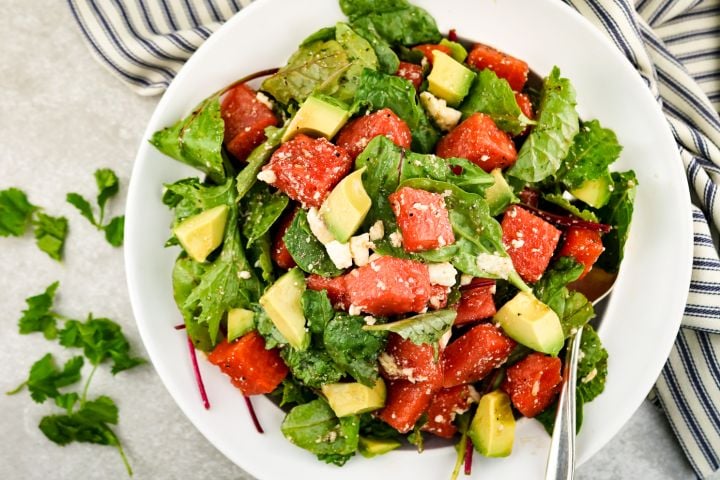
[[422, 385, 477, 439], [466, 43, 529, 92], [501, 205, 561, 283], [455, 280, 497, 325], [502, 352, 562, 418], [379, 333, 443, 385], [376, 378, 440, 433], [336, 108, 412, 160], [221, 84, 278, 161], [557, 227, 605, 279], [389, 186, 455, 253], [271, 207, 297, 270], [306, 273, 349, 309]]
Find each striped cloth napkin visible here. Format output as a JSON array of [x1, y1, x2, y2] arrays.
[[67, 0, 720, 477]]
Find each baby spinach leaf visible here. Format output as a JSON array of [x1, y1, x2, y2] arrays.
[[400, 152, 494, 195], [150, 96, 226, 184], [459, 69, 533, 135], [8, 353, 84, 404], [277, 378, 317, 408], [577, 325, 608, 403], [0, 187, 36, 236], [18, 281, 61, 339], [364, 309, 455, 346], [324, 314, 387, 386], [350, 22, 399, 74], [341, 0, 442, 46], [281, 347, 345, 388], [596, 171, 637, 273], [557, 120, 622, 189], [172, 255, 213, 351], [281, 399, 359, 461], [283, 209, 344, 277], [335, 22, 379, 102], [300, 26, 337, 46], [508, 67, 579, 182], [542, 193, 599, 222], [302, 289, 335, 337], [354, 68, 439, 153], [241, 182, 289, 247], [247, 233, 275, 283]]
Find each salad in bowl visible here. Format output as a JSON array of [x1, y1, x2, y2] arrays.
[[147, 0, 636, 475]]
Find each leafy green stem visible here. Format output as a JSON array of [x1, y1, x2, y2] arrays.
[[81, 363, 98, 406], [6, 381, 27, 395]]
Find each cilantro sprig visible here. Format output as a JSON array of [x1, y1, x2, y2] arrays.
[[8, 282, 144, 476], [0, 187, 68, 260], [67, 169, 125, 247]]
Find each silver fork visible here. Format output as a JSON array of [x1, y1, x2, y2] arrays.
[[544, 267, 618, 480]]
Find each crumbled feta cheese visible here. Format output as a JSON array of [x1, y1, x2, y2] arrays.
[[434, 415, 445, 423], [389, 231, 403, 248], [256, 91, 273, 109], [368, 220, 385, 241], [307, 207, 335, 244], [256, 169, 276, 184], [428, 262, 458, 287], [475, 253, 514, 279], [419, 91, 462, 132], [350, 233, 372, 266], [531, 380, 541, 396], [364, 315, 376, 325], [348, 304, 363, 316], [412, 202, 429, 212], [238, 270, 252, 280], [510, 238, 525, 249], [581, 368, 598, 384], [325, 240, 353, 269], [460, 274, 473, 286]]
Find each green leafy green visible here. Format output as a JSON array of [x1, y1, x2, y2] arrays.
[[59, 315, 145, 374], [66, 168, 124, 247], [18, 281, 61, 339], [281, 347, 344, 389], [94, 169, 120, 224], [150, 96, 226, 183], [281, 398, 359, 465], [508, 67, 579, 182], [235, 126, 285, 199], [577, 325, 608, 403], [241, 182, 289, 247], [247, 233, 275, 283], [277, 378, 317, 408], [255, 308, 288, 350], [324, 314, 387, 386], [103, 216, 124, 247], [66, 193, 95, 225], [459, 69, 533, 135], [262, 23, 377, 106], [171, 256, 212, 351], [596, 171, 637, 272], [543, 193, 599, 222], [364, 309, 454, 346], [283, 209, 344, 277], [0, 187, 36, 236], [7, 353, 84, 403], [300, 26, 337, 46], [350, 22, 399, 74], [33, 213, 68, 261], [162, 177, 235, 230], [340, 0, 442, 46], [302, 289, 335, 337], [557, 120, 622, 189], [359, 413, 405, 442], [354, 68, 439, 153], [400, 151, 495, 195]]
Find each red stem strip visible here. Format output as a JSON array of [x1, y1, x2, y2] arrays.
[[464, 437, 473, 475], [174, 323, 186, 330], [186, 335, 210, 410], [448, 29, 458, 42], [244, 395, 264, 434], [520, 204, 612, 233]]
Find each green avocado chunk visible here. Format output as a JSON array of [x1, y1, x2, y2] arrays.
[[226, 308, 254, 342], [281, 94, 350, 143], [259, 268, 309, 350], [321, 378, 386, 418], [494, 291, 564, 356], [427, 50, 475, 107], [358, 436, 402, 458], [320, 167, 372, 243], [173, 204, 229, 262], [468, 390, 516, 457], [439, 38, 468, 63], [570, 173, 613, 209], [484, 168, 516, 216]]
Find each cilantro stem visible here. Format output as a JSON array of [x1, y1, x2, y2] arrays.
[[6, 381, 27, 395], [115, 437, 133, 476], [81, 364, 99, 406]]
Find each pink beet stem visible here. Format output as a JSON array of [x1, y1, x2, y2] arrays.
[[186, 335, 210, 410], [244, 395, 264, 434], [520, 204, 612, 233], [174, 323, 186, 330], [464, 436, 473, 475]]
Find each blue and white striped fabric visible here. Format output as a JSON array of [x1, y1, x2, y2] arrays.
[[67, 0, 720, 477]]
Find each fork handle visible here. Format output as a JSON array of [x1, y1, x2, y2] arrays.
[[545, 326, 584, 480]]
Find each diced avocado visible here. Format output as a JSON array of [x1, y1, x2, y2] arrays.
[[281, 94, 350, 143], [259, 268, 309, 350], [321, 378, 386, 418], [226, 308, 254, 342], [468, 390, 516, 458], [173, 204, 229, 262], [358, 436, 402, 458], [439, 38, 468, 63], [427, 51, 476, 107], [570, 173, 613, 208], [494, 291, 564, 356], [320, 168, 371, 243], [484, 168, 516, 216]]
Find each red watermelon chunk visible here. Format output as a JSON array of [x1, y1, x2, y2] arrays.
[[396, 61, 424, 91], [306, 274, 349, 309], [207, 331, 288, 395], [442, 323, 516, 389], [455, 280, 497, 325], [376, 378, 440, 434], [345, 256, 432, 316], [336, 108, 412, 160], [502, 352, 562, 418], [514, 92, 534, 136], [260, 134, 352, 208], [221, 84, 278, 161], [466, 43, 529, 92], [421, 385, 477, 439], [501, 205, 561, 283], [379, 333, 443, 385], [413, 43, 453, 64], [389, 186, 455, 253], [271, 207, 297, 270], [429, 284, 450, 310], [436, 113, 518, 172], [557, 227, 605, 279]]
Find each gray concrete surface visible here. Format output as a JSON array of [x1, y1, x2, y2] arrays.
[[0, 1, 697, 478]]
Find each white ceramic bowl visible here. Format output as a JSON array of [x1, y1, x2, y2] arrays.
[[125, 0, 693, 478]]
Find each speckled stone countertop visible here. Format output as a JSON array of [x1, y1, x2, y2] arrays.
[[0, 2, 696, 479]]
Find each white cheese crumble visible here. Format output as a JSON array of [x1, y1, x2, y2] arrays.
[[369, 220, 385, 241], [581, 367, 598, 384], [256, 169, 276, 184], [389, 231, 403, 248], [348, 304, 363, 316], [460, 274, 473, 286], [255, 91, 273, 109], [419, 91, 462, 132], [364, 315, 377, 325], [325, 240, 353, 269], [349, 233, 372, 267], [428, 262, 458, 287], [307, 207, 335, 244], [475, 253, 514, 279], [238, 270, 252, 280]]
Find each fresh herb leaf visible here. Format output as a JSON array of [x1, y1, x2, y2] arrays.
[[94, 169, 120, 223], [400, 151, 495, 195], [67, 169, 124, 247], [542, 193, 599, 222], [150, 96, 226, 183], [281, 398, 359, 462], [283, 209, 344, 277], [324, 314, 387, 386], [0, 187, 36, 236], [596, 171, 637, 272], [341, 0, 442, 46], [355, 68, 439, 153], [508, 67, 579, 182], [364, 309, 455, 346], [171, 255, 213, 351], [33, 213, 68, 261], [281, 347, 345, 389], [557, 120, 622, 189], [460, 69, 533, 135], [241, 182, 289, 247], [66, 193, 97, 226], [8, 354, 84, 404], [59, 315, 144, 374], [54, 392, 80, 414], [302, 289, 335, 338], [18, 281, 61, 339], [103, 216, 124, 247]]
